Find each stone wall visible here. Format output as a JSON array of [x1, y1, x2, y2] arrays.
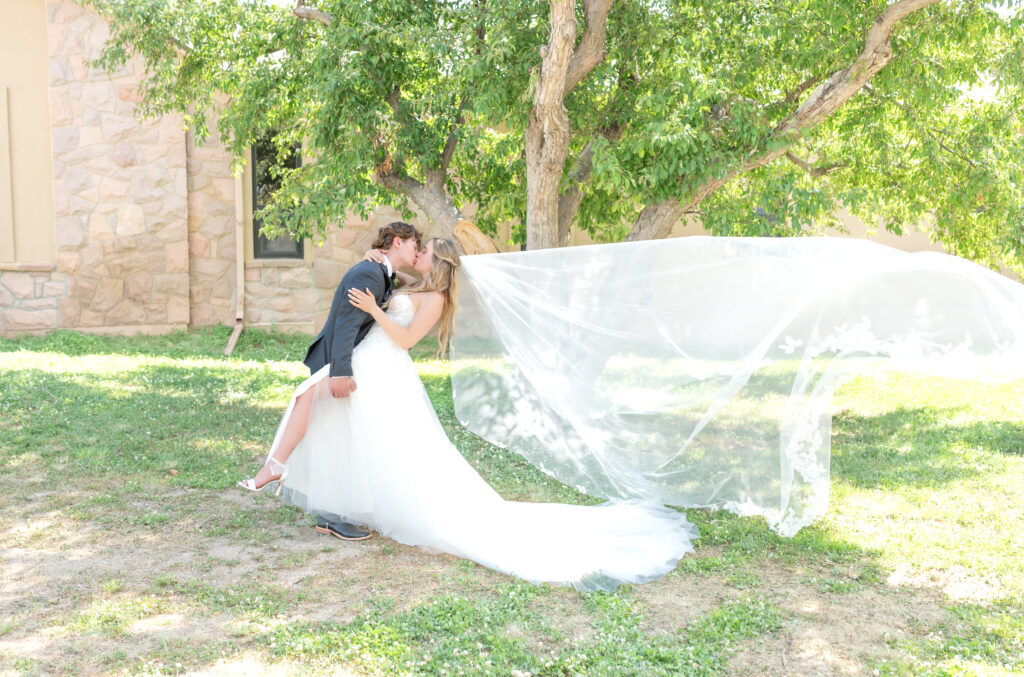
[[46, 0, 190, 333], [186, 117, 238, 328], [0, 264, 67, 333]]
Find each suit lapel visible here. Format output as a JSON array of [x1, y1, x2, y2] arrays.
[[381, 263, 393, 301]]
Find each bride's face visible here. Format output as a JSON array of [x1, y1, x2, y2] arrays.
[[414, 240, 434, 275]]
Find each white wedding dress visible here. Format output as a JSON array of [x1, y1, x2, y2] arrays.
[[269, 294, 697, 591]]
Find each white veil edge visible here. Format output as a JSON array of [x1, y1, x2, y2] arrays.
[[450, 237, 1024, 536]]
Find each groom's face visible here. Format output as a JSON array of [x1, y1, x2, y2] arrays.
[[390, 236, 419, 269]]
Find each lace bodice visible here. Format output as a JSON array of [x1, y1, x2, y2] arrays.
[[385, 293, 415, 327], [360, 293, 415, 351]]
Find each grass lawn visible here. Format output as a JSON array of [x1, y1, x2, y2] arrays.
[[1, 327, 1022, 676]]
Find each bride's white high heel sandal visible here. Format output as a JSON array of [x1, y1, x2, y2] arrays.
[[237, 456, 288, 497]]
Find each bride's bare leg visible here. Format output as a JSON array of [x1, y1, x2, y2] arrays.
[[250, 386, 316, 486]]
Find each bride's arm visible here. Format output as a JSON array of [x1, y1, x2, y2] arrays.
[[347, 289, 443, 350]]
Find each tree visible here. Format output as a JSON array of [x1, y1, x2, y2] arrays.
[[92, 0, 1024, 273], [517, 0, 1023, 271], [92, 0, 546, 241]]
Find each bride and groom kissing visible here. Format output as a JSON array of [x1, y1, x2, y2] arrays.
[[239, 221, 697, 591]]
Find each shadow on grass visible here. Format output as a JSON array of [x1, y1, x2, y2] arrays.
[[0, 362, 292, 489], [831, 406, 1023, 489]]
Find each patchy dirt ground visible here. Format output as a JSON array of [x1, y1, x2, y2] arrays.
[[0, 477, 977, 676]]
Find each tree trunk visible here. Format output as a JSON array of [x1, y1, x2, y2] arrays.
[[525, 0, 577, 251], [625, 200, 686, 242], [556, 140, 596, 246], [377, 173, 462, 238], [625, 177, 726, 241]]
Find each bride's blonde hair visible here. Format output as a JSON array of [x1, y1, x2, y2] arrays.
[[398, 237, 461, 356]]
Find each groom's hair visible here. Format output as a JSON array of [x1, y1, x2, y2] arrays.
[[372, 222, 422, 250]]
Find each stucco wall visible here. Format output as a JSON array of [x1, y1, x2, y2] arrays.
[[0, 0, 64, 334], [0, 0, 57, 265]]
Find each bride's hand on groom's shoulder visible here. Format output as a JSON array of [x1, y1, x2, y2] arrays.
[[363, 249, 387, 264]]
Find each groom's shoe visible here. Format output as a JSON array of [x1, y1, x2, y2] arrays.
[[315, 517, 372, 541]]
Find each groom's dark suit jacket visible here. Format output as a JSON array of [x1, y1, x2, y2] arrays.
[[303, 260, 393, 377]]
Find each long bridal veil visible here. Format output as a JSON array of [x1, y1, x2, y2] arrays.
[[450, 237, 1024, 536]]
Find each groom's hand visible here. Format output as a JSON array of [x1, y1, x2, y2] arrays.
[[329, 376, 357, 398]]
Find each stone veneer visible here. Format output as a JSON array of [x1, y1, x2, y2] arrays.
[[46, 0, 190, 333], [185, 112, 238, 329], [0, 264, 67, 333]]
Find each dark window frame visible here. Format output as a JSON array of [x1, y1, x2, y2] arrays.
[[251, 138, 304, 260]]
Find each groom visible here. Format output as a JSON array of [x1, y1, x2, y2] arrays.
[[303, 221, 422, 539]]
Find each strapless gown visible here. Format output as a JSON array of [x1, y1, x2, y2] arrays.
[[269, 294, 697, 591]]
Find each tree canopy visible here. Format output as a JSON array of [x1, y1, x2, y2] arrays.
[[91, 0, 1024, 273]]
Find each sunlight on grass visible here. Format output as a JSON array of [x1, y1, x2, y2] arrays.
[[829, 374, 1024, 599]]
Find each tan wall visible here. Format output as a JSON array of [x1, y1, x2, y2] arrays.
[[0, 0, 64, 334], [0, 0, 57, 264], [552, 207, 954, 256], [665, 208, 950, 254]]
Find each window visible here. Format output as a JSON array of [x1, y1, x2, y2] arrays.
[[251, 136, 304, 259]]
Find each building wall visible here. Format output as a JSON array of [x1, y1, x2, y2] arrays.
[[238, 170, 440, 334], [46, 0, 191, 334], [0, 0, 448, 338], [186, 111, 239, 329]]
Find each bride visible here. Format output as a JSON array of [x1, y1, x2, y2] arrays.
[[240, 237, 696, 591]]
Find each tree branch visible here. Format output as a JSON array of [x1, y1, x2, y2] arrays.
[[438, 96, 469, 179], [386, 85, 401, 116], [556, 141, 597, 246], [293, 0, 333, 26], [782, 75, 824, 105], [785, 151, 843, 177], [439, 131, 459, 178], [775, 0, 939, 138], [475, 0, 487, 55], [376, 171, 462, 236], [627, 0, 941, 241], [525, 0, 577, 250], [562, 0, 615, 98], [555, 60, 636, 243], [376, 172, 423, 195]]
